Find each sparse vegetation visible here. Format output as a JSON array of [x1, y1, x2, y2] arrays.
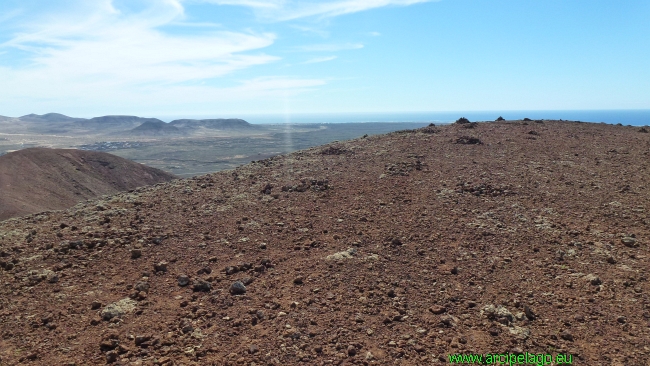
[[455, 136, 482, 144], [455, 117, 471, 124]]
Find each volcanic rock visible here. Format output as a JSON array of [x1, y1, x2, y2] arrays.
[[0, 120, 648, 365], [230, 281, 247, 295]]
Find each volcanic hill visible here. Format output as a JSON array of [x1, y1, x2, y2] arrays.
[[0, 121, 649, 365], [168, 118, 258, 130], [130, 121, 183, 136], [0, 148, 176, 221]]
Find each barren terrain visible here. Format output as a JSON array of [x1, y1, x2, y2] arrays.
[[0, 148, 176, 221], [0, 120, 649, 365]]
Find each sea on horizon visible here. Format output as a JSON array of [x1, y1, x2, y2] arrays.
[[159, 110, 650, 127]]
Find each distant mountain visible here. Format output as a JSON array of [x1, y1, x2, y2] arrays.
[[81, 116, 166, 131], [0, 148, 176, 220], [2, 113, 262, 135], [19, 113, 85, 123], [169, 118, 257, 130], [130, 120, 182, 135]]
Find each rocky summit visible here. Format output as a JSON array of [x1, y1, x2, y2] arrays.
[[0, 120, 648, 365]]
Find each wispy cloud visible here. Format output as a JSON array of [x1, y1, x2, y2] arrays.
[[0, 0, 429, 114], [290, 24, 331, 38], [195, 0, 432, 21], [303, 56, 337, 64], [194, 0, 283, 9], [0, 0, 310, 111], [300, 43, 364, 52]]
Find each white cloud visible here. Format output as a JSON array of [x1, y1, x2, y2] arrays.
[[0, 0, 429, 114], [276, 0, 431, 21], [192, 0, 431, 20], [0, 0, 314, 113], [303, 56, 337, 64], [193, 0, 284, 9], [289, 24, 331, 38], [300, 43, 364, 52]]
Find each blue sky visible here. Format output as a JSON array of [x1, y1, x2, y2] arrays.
[[0, 0, 648, 118]]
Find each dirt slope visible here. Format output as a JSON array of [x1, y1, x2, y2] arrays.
[[0, 148, 177, 220], [0, 121, 648, 366]]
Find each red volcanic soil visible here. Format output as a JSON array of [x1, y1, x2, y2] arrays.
[[0, 148, 176, 221], [0, 121, 649, 365]]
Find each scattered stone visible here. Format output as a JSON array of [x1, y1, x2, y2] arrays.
[[450, 267, 458, 275], [585, 274, 602, 286], [254, 265, 265, 272], [606, 256, 617, 264], [249, 344, 259, 354], [509, 325, 530, 340], [440, 315, 458, 327], [347, 345, 357, 357], [154, 262, 168, 272], [101, 298, 138, 321], [488, 327, 500, 336], [293, 276, 304, 285], [456, 136, 482, 145], [524, 305, 537, 321], [621, 237, 638, 248], [560, 331, 574, 341], [180, 320, 194, 334], [134, 281, 149, 293], [325, 248, 357, 260], [230, 281, 247, 295], [429, 305, 446, 314], [177, 275, 190, 287], [197, 267, 212, 275], [617, 316, 626, 324], [105, 351, 118, 363], [131, 249, 142, 259], [192, 279, 211, 292], [134, 335, 151, 347], [91, 301, 102, 310]]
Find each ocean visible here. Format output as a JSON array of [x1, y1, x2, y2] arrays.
[[160, 110, 650, 126]]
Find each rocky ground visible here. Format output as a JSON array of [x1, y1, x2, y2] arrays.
[[0, 120, 649, 366]]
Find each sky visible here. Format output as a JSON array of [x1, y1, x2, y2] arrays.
[[0, 0, 649, 118]]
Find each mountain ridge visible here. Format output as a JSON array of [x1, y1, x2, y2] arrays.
[[0, 147, 176, 220], [2, 113, 257, 135]]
